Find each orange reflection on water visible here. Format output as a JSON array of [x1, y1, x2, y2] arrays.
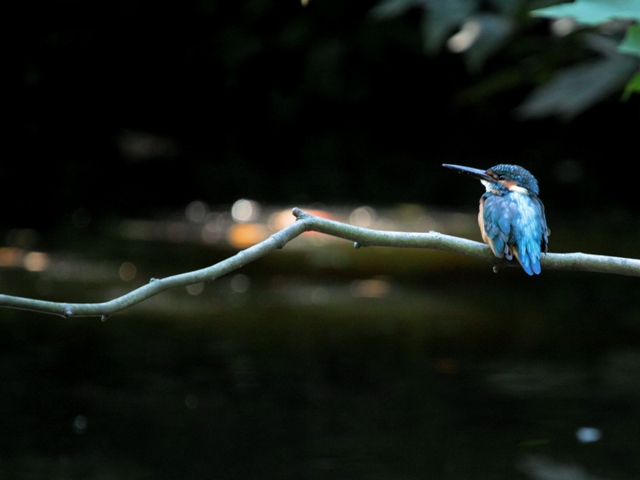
[[226, 223, 270, 249], [23, 252, 50, 272], [350, 278, 391, 298], [268, 209, 336, 235], [0, 248, 50, 272], [0, 247, 24, 267]]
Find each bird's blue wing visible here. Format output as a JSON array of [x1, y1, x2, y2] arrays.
[[534, 196, 550, 253], [481, 194, 517, 260], [512, 195, 549, 275]]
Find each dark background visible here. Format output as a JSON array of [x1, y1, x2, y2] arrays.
[[10, 0, 639, 232], [5, 1, 640, 479]]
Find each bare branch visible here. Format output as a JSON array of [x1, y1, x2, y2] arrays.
[[1, 208, 638, 318], [292, 208, 640, 277]]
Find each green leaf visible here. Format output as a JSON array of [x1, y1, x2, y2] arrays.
[[516, 53, 639, 119], [370, 0, 426, 20], [420, 0, 478, 54], [531, 0, 640, 24], [622, 70, 640, 99], [489, 0, 525, 16], [620, 24, 640, 58], [459, 13, 515, 73]]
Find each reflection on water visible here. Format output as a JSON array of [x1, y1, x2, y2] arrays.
[[120, 201, 471, 250], [1, 203, 640, 479]]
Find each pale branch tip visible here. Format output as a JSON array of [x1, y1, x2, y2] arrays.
[[0, 208, 638, 318]]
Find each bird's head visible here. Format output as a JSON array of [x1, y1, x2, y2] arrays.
[[443, 163, 540, 196]]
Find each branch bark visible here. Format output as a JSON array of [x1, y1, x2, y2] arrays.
[[1, 207, 639, 318]]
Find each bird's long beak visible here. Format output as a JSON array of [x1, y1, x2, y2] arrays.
[[442, 164, 496, 183]]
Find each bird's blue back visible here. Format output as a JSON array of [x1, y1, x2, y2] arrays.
[[482, 191, 549, 275]]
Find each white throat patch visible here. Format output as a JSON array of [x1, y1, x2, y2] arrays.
[[481, 180, 530, 195], [508, 185, 530, 195]]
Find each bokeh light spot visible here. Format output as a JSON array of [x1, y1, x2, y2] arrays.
[[231, 199, 260, 223], [186, 200, 208, 222], [23, 251, 50, 272], [349, 206, 376, 227], [230, 274, 250, 293], [186, 282, 205, 296], [119, 262, 137, 281]]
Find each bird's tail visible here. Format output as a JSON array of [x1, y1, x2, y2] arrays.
[[512, 246, 541, 276]]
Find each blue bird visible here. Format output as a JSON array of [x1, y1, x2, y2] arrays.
[[443, 163, 550, 275]]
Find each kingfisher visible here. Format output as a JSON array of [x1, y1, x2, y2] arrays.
[[442, 163, 549, 275]]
